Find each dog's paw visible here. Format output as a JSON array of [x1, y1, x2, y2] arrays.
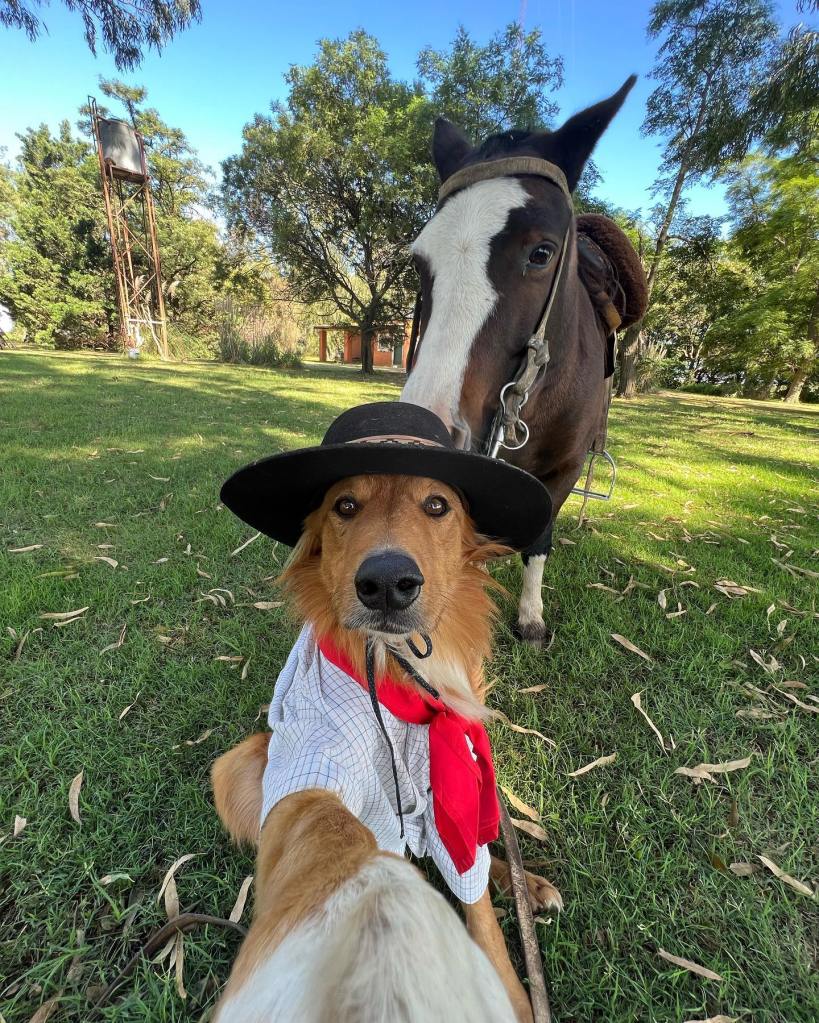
[[525, 870, 563, 914]]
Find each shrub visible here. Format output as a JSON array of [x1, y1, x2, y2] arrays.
[[218, 327, 302, 369]]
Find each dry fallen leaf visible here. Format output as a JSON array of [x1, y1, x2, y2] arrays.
[[172, 729, 214, 749], [495, 711, 556, 747], [148, 474, 171, 482], [214, 655, 243, 663], [231, 531, 261, 557], [588, 583, 621, 595], [749, 649, 781, 675], [682, 1017, 737, 1023], [500, 786, 541, 822], [8, 544, 43, 553], [518, 684, 548, 694], [174, 930, 186, 999], [93, 556, 118, 569], [772, 557, 819, 580], [252, 601, 284, 610], [510, 818, 548, 842], [164, 874, 180, 920], [774, 688, 819, 714], [757, 855, 815, 897], [40, 607, 89, 621], [612, 634, 653, 664], [157, 854, 198, 903], [657, 948, 723, 982], [229, 875, 254, 923], [657, 589, 668, 610], [714, 581, 757, 598], [568, 752, 617, 778], [118, 692, 141, 721], [241, 657, 251, 681], [28, 997, 60, 1023], [14, 815, 27, 837], [729, 862, 759, 877], [100, 623, 127, 655], [631, 692, 666, 750], [100, 872, 132, 886], [68, 771, 84, 824], [674, 756, 752, 785]]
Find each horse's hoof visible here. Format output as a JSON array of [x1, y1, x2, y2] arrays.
[[514, 621, 552, 648]]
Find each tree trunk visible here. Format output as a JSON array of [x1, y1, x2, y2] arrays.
[[616, 323, 641, 398], [360, 324, 374, 375], [784, 283, 819, 403], [783, 359, 811, 403]]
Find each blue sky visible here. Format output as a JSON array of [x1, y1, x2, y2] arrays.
[[0, 0, 809, 220]]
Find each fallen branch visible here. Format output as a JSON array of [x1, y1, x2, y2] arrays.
[[91, 912, 247, 1015], [497, 789, 552, 1023]]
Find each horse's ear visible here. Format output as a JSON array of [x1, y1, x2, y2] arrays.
[[540, 76, 637, 191], [432, 117, 474, 182]]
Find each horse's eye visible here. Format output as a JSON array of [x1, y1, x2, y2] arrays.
[[334, 496, 359, 518], [528, 243, 555, 267], [423, 495, 449, 517]]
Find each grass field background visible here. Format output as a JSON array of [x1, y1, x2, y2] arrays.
[[1, 350, 817, 1023]]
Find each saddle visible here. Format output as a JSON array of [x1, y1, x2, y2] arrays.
[[576, 213, 648, 377]]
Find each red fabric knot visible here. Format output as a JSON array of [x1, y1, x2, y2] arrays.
[[318, 637, 499, 874]]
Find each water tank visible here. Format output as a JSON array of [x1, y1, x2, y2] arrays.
[[98, 118, 145, 180]]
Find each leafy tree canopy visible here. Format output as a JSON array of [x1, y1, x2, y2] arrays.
[[0, 0, 200, 70]]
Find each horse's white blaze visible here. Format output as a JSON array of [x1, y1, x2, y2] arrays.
[[401, 178, 529, 430], [517, 554, 547, 630]]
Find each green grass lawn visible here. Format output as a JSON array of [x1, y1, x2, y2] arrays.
[[1, 350, 817, 1023]]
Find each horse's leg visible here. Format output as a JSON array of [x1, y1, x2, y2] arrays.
[[515, 525, 553, 646]]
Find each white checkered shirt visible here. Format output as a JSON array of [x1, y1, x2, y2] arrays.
[[261, 625, 490, 904]]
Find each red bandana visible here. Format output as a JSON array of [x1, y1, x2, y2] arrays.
[[318, 637, 499, 874]]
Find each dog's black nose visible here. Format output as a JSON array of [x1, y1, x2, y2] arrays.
[[355, 552, 424, 612]]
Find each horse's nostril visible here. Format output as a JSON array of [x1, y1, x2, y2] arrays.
[[355, 552, 424, 613]]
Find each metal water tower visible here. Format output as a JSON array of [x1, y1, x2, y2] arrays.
[[89, 97, 169, 359]]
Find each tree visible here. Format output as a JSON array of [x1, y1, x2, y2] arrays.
[[417, 24, 602, 206], [0, 122, 114, 346], [0, 85, 230, 349], [222, 31, 432, 374], [616, 0, 779, 397], [705, 147, 819, 402], [417, 24, 563, 140], [1, 0, 200, 70], [642, 214, 730, 382]]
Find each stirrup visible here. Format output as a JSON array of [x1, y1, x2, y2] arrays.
[[570, 449, 616, 501]]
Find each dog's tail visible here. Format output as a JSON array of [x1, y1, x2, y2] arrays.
[[212, 732, 270, 845]]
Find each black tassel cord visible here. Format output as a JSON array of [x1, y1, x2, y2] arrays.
[[364, 635, 439, 840]]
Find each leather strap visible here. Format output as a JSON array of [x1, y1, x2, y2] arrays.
[[438, 157, 571, 204]]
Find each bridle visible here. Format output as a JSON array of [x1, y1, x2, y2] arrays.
[[407, 155, 618, 501]]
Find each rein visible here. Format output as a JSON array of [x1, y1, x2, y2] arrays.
[[409, 155, 617, 501]]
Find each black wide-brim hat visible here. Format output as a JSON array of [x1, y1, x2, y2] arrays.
[[220, 402, 551, 551]]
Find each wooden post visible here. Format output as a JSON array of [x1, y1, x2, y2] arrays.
[[318, 328, 327, 362]]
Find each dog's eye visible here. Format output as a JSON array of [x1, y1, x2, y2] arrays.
[[423, 495, 449, 517], [334, 496, 359, 518], [528, 243, 555, 267]]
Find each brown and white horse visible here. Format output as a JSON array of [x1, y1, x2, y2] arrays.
[[402, 78, 640, 644]]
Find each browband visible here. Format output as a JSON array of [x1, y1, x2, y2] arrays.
[[438, 156, 571, 204]]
